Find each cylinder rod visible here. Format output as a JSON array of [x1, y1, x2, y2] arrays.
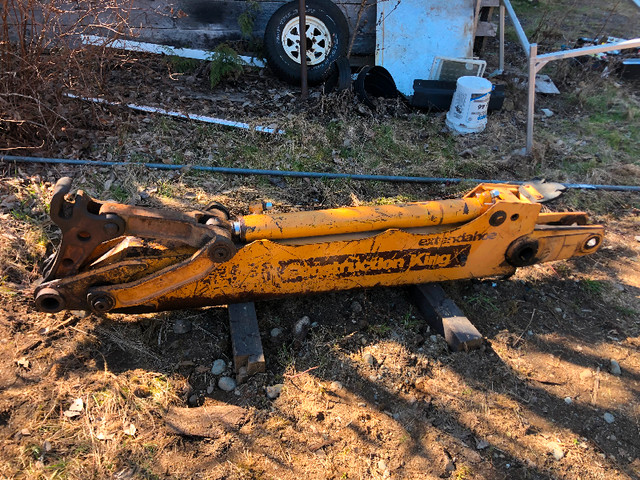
[[237, 197, 487, 241]]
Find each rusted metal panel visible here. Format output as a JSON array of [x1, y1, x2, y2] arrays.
[[375, 0, 475, 96]]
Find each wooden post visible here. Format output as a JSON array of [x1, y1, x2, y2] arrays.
[[228, 302, 266, 377], [409, 284, 483, 352]]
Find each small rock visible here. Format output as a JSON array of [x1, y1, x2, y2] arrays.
[[610, 359, 621, 376], [634, 235, 640, 243], [351, 301, 363, 314], [430, 335, 438, 343], [564, 397, 573, 405], [541, 108, 554, 117], [211, 359, 226, 375], [270, 327, 282, 338], [548, 442, 564, 460], [363, 353, 375, 366], [603, 412, 615, 424], [613, 284, 625, 292], [579, 369, 592, 380], [554, 307, 562, 313], [188, 394, 199, 406], [266, 384, 284, 400], [218, 377, 236, 392], [330, 381, 343, 391], [378, 459, 387, 471], [43, 440, 52, 452], [476, 439, 490, 450], [70, 310, 88, 318], [511, 147, 527, 156], [206, 384, 214, 394], [459, 148, 474, 158], [20, 428, 30, 436], [236, 367, 249, 385], [445, 459, 456, 471], [293, 316, 311, 347], [173, 318, 192, 334]]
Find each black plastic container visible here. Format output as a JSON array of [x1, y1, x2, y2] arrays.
[[412, 80, 505, 112]]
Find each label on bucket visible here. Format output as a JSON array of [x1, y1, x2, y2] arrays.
[[449, 90, 489, 123]]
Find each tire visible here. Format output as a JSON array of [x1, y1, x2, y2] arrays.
[[264, 0, 349, 85]]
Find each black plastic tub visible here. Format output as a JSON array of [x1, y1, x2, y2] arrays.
[[412, 80, 505, 112]]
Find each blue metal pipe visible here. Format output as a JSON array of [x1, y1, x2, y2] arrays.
[[2, 155, 639, 192]]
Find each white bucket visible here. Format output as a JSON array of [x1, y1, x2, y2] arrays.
[[446, 76, 493, 134]]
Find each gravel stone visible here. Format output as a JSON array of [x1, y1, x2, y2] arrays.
[[603, 412, 615, 424], [564, 397, 573, 405], [363, 353, 375, 366], [211, 359, 226, 375], [173, 318, 192, 334], [270, 327, 282, 338], [330, 381, 343, 391], [266, 384, 284, 400], [351, 301, 363, 314], [293, 316, 311, 347], [610, 359, 621, 376], [476, 439, 489, 450], [552, 447, 565, 461], [218, 376, 236, 392]]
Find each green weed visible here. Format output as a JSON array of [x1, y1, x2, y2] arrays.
[[467, 293, 499, 312], [238, 1, 260, 39], [209, 44, 244, 88], [368, 323, 392, 336], [581, 279, 604, 295], [167, 56, 200, 74]]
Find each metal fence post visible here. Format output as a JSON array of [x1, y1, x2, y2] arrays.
[[299, 0, 308, 99], [526, 43, 537, 155], [499, 3, 505, 73]]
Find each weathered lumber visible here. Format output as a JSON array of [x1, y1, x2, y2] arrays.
[[409, 284, 483, 352], [228, 302, 266, 376]]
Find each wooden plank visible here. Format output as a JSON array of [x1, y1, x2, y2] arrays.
[[409, 284, 483, 352], [228, 302, 265, 376], [475, 21, 497, 37], [480, 0, 500, 6]]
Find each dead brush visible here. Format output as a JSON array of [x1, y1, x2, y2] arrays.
[[0, 176, 50, 288], [0, 0, 137, 153]]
